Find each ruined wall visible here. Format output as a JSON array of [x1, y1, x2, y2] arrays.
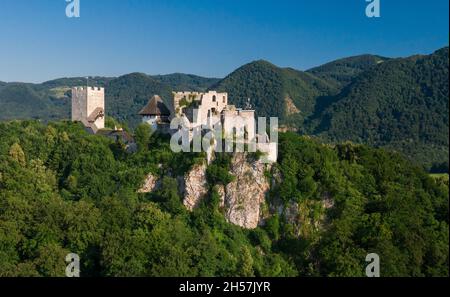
[[173, 91, 228, 126]]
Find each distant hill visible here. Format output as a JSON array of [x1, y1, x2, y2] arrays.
[[151, 73, 220, 92], [0, 83, 69, 121], [211, 60, 338, 124], [308, 47, 449, 169], [41, 76, 115, 89], [307, 54, 389, 89], [104, 73, 173, 127]]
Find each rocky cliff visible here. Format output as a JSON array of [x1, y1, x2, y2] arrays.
[[178, 153, 271, 229], [139, 153, 331, 231], [182, 162, 208, 211], [222, 153, 270, 229]]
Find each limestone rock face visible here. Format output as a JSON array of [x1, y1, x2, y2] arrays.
[[137, 173, 159, 193], [224, 153, 270, 229], [284, 95, 300, 115], [183, 163, 208, 211], [214, 184, 226, 209], [181, 154, 271, 229]]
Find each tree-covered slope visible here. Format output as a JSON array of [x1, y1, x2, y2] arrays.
[[151, 73, 220, 92], [0, 121, 447, 276], [308, 47, 449, 170], [211, 60, 337, 123], [0, 83, 69, 121], [104, 73, 173, 128], [41, 77, 114, 89], [307, 54, 389, 89]]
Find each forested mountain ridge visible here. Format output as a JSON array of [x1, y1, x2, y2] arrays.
[[0, 120, 447, 276], [306, 54, 389, 89], [104, 73, 173, 127], [211, 60, 338, 122], [307, 47, 449, 170], [0, 47, 448, 169], [151, 73, 220, 92]]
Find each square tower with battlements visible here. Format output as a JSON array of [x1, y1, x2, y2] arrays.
[[71, 86, 105, 132]]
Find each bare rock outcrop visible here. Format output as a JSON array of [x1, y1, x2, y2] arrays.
[[224, 153, 270, 229], [284, 95, 300, 115], [181, 154, 271, 229], [183, 163, 208, 211], [137, 173, 159, 193], [214, 184, 226, 209]]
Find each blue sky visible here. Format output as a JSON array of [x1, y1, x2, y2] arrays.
[[0, 0, 448, 83]]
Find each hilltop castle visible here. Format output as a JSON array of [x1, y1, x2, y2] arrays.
[[139, 91, 257, 137], [71, 87, 277, 162], [139, 91, 277, 163]]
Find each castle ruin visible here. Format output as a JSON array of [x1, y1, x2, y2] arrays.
[[139, 91, 278, 163]]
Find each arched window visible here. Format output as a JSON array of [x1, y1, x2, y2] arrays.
[[212, 95, 216, 102]]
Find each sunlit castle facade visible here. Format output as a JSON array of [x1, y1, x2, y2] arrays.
[[138, 91, 278, 163], [71, 86, 105, 133]]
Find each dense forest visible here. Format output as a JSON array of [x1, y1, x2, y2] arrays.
[[0, 120, 447, 276], [309, 47, 449, 171]]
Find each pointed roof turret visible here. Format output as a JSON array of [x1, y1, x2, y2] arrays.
[[138, 95, 171, 116]]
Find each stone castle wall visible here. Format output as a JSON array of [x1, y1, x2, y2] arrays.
[[173, 91, 228, 122], [71, 87, 105, 130]]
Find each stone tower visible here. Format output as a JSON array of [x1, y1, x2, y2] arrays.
[[71, 86, 105, 132]]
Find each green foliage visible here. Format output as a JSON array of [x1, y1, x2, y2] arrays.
[[212, 60, 336, 122], [206, 153, 235, 185], [0, 120, 447, 276], [307, 54, 389, 88], [134, 123, 152, 151], [0, 120, 295, 277], [308, 47, 449, 170], [152, 73, 219, 92], [211, 48, 449, 169], [206, 165, 235, 186], [105, 116, 129, 132], [273, 132, 449, 277]]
